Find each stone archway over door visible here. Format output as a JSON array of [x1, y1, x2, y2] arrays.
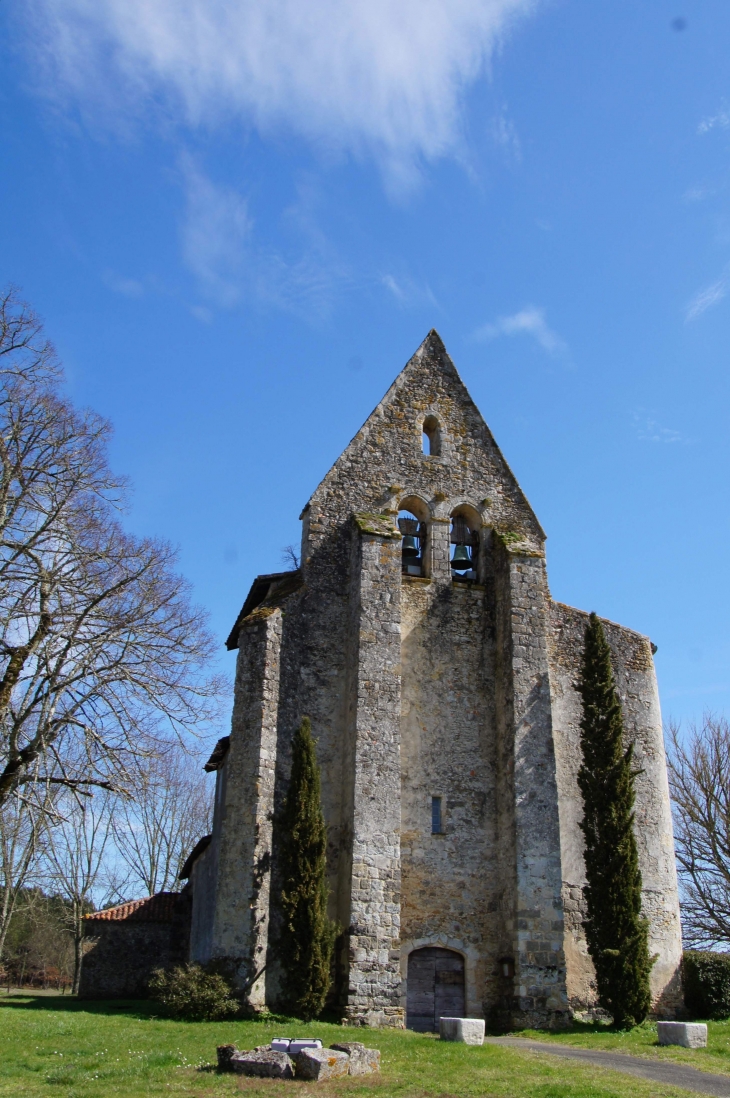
[[406, 947, 465, 1031]]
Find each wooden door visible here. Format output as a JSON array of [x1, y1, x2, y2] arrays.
[[406, 947, 465, 1031]]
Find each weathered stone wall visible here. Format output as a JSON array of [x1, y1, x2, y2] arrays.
[[302, 334, 544, 562], [493, 543, 568, 1028], [342, 523, 403, 1026], [208, 608, 282, 1002], [189, 834, 219, 964], [190, 757, 228, 963], [265, 555, 352, 1008], [80, 924, 179, 999], [548, 602, 683, 1016], [400, 571, 500, 1020]]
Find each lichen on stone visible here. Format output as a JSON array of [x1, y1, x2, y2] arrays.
[[353, 512, 401, 539]]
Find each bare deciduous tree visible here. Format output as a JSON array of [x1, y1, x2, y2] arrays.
[[281, 544, 300, 569], [668, 715, 730, 948], [112, 752, 213, 898], [0, 287, 224, 808], [43, 790, 116, 993], [0, 777, 56, 961]]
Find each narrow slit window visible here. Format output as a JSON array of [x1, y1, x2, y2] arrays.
[[431, 796, 443, 834]]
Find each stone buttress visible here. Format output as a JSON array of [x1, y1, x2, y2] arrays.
[[187, 330, 683, 1029]]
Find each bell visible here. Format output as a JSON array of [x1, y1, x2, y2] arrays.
[[451, 544, 472, 570], [402, 535, 419, 558]]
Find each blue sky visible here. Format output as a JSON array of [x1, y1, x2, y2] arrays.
[[2, 0, 729, 734]]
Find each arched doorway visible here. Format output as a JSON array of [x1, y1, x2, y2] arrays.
[[406, 947, 465, 1031]]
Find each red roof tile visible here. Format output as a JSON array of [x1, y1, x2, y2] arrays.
[[84, 892, 179, 924]]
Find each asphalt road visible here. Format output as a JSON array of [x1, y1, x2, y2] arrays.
[[484, 1036, 730, 1097]]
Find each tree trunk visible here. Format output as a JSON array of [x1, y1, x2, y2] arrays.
[[72, 933, 83, 995]]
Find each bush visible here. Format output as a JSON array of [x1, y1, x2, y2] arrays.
[[683, 951, 730, 1019], [148, 963, 239, 1021]]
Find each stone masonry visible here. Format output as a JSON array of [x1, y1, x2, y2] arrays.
[[188, 330, 683, 1029]]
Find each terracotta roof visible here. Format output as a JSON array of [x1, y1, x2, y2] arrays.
[[178, 834, 213, 880], [84, 892, 180, 924]]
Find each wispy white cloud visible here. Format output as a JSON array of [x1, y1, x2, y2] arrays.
[[698, 104, 730, 135], [381, 273, 438, 309], [685, 269, 729, 322], [180, 158, 351, 319], [180, 156, 252, 308], [489, 106, 521, 160], [102, 270, 145, 297], [474, 305, 566, 355], [24, 0, 539, 186], [190, 304, 213, 324], [683, 183, 718, 204], [632, 413, 684, 444]]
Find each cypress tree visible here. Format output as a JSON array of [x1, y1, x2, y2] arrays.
[[577, 613, 654, 1028], [276, 716, 337, 1020]]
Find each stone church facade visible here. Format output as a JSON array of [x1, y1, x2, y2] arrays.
[[187, 330, 683, 1030]]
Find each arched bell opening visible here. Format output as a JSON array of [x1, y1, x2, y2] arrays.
[[398, 497, 429, 577], [450, 505, 480, 582]]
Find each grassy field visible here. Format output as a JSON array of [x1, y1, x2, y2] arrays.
[[520, 1018, 730, 1077], [0, 994, 714, 1098]]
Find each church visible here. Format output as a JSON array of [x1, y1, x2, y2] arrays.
[[183, 330, 682, 1030]]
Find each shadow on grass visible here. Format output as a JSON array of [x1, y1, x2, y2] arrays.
[[0, 994, 331, 1028], [0, 993, 160, 1019], [535, 1020, 647, 1037]]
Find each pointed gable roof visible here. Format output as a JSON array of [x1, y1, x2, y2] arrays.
[[305, 329, 545, 544]]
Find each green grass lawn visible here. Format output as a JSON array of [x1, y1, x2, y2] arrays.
[[0, 995, 710, 1098], [519, 1018, 730, 1077]]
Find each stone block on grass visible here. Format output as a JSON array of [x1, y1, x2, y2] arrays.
[[230, 1048, 295, 1078], [216, 1044, 237, 1072], [330, 1041, 381, 1075], [657, 1022, 708, 1049], [439, 1017, 485, 1045], [294, 1046, 350, 1080]]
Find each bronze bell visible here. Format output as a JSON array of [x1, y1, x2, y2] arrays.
[[402, 535, 420, 558], [451, 544, 472, 570]]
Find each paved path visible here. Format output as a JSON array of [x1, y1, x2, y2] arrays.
[[484, 1037, 730, 1097]]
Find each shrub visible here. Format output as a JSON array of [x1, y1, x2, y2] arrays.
[[683, 951, 730, 1019], [148, 963, 239, 1021]]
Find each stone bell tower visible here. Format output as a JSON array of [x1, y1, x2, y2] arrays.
[[186, 330, 683, 1030]]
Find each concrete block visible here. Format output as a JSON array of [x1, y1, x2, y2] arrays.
[[439, 1017, 486, 1045], [657, 1022, 708, 1048]]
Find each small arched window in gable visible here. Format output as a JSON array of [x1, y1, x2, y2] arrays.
[[422, 415, 441, 456]]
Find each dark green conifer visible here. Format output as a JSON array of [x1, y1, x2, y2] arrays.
[[277, 716, 337, 1020], [577, 613, 654, 1028]]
